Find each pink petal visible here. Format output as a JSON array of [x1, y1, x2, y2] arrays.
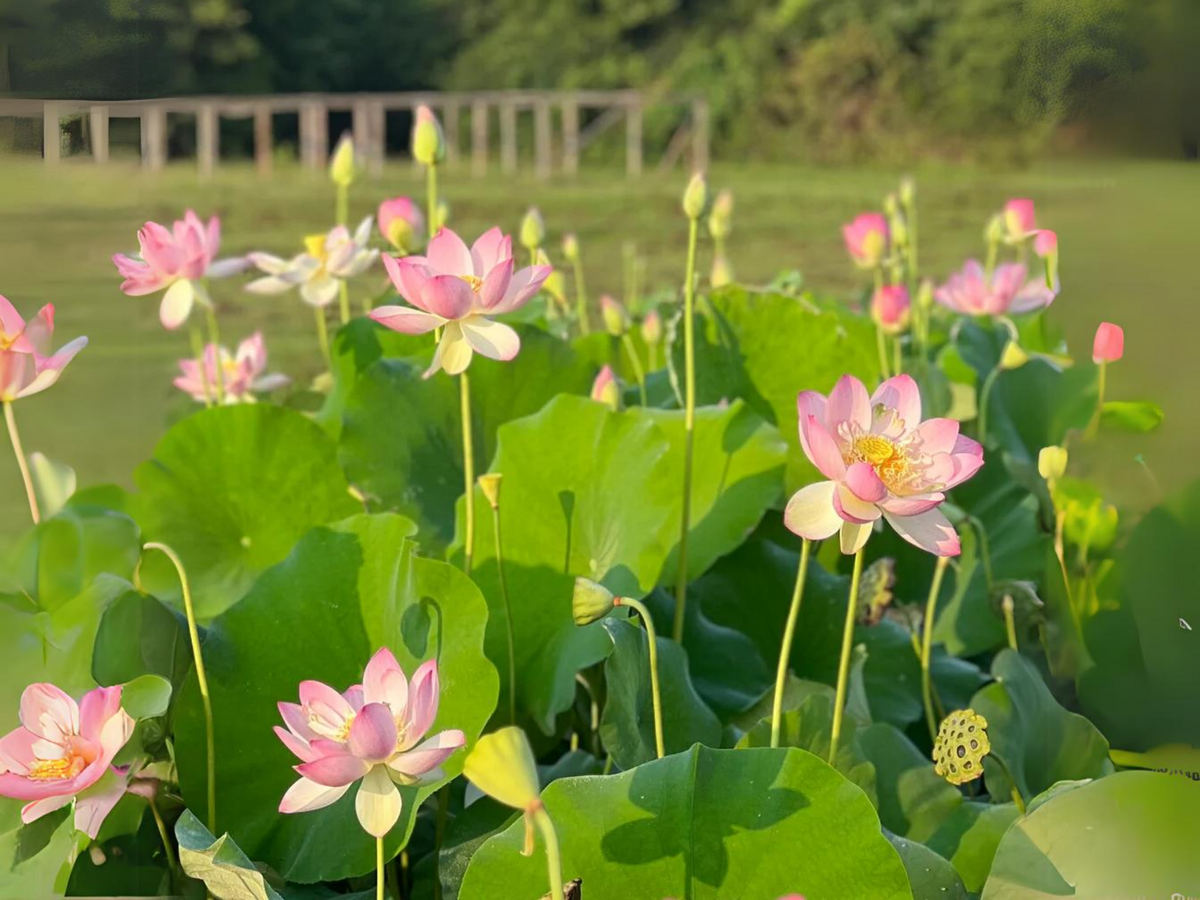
[[843, 462, 887, 503], [1009, 279, 1057, 314], [471, 227, 511, 275], [363, 648, 409, 710], [0, 727, 38, 773], [402, 660, 440, 747], [21, 794, 73, 825], [370, 305, 444, 336], [870, 375, 921, 429], [277, 702, 317, 742], [827, 375, 870, 431], [490, 265, 551, 314], [478, 258, 514, 311], [74, 773, 128, 839], [799, 414, 846, 481], [460, 317, 520, 362], [426, 228, 473, 276], [387, 729, 465, 779], [917, 418, 960, 455], [941, 450, 985, 490], [279, 777, 350, 814], [20, 684, 79, 743], [347, 703, 398, 763], [0, 294, 26, 336], [879, 493, 944, 517], [834, 482, 881, 524], [884, 508, 960, 557], [274, 726, 319, 763], [298, 680, 355, 734], [796, 390, 828, 431], [296, 753, 371, 788], [1092, 322, 1124, 363], [783, 481, 841, 541], [14, 336, 87, 400], [420, 274, 476, 320]]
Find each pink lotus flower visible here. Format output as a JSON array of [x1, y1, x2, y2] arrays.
[[1003, 199, 1038, 243], [378, 197, 426, 255], [842, 213, 889, 268], [112, 211, 246, 330], [0, 295, 87, 402], [1092, 322, 1124, 363], [1034, 230, 1057, 258], [175, 332, 289, 404], [276, 648, 465, 838], [935, 260, 1056, 317], [871, 285, 911, 335], [0, 683, 134, 837], [246, 219, 378, 308], [784, 375, 983, 556], [370, 227, 551, 378]]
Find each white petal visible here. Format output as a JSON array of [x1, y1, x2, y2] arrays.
[[427, 322, 474, 377], [460, 316, 520, 361], [839, 521, 872, 555], [355, 764, 402, 838], [280, 777, 350, 814], [783, 481, 841, 540], [301, 276, 340, 308], [160, 279, 195, 329]]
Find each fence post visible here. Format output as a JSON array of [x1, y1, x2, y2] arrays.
[[471, 98, 488, 178], [625, 98, 643, 178], [197, 102, 218, 179], [253, 103, 272, 175], [42, 102, 61, 164], [534, 97, 552, 180], [691, 97, 710, 172], [561, 95, 579, 176], [89, 105, 109, 164], [301, 100, 328, 169], [142, 105, 167, 171], [500, 101, 517, 175]]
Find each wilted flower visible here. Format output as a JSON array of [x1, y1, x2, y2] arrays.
[[377, 198, 425, 255], [935, 260, 1056, 317], [412, 105, 445, 166], [276, 648, 464, 838], [0, 683, 134, 837], [842, 213, 889, 269], [112, 211, 245, 329], [370, 227, 551, 377], [682, 173, 708, 220], [600, 294, 628, 336], [871, 285, 911, 335], [246, 218, 378, 308], [174, 332, 289, 404], [1092, 322, 1124, 363], [932, 709, 990, 785], [0, 296, 87, 402], [1002, 199, 1038, 244], [784, 374, 983, 556]]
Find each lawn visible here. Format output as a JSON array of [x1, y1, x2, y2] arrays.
[[0, 154, 1193, 535]]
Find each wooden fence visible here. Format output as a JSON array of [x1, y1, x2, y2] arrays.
[[0, 90, 710, 178]]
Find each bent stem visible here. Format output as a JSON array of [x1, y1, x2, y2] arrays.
[[617, 596, 665, 758], [920, 555, 951, 744], [672, 215, 700, 642], [619, 332, 648, 406], [188, 321, 213, 408], [4, 400, 40, 525], [572, 257, 590, 335], [489, 495, 517, 724], [460, 372, 476, 575], [532, 805, 565, 900], [771, 538, 811, 748], [990, 754, 1027, 814], [144, 542, 216, 832], [203, 305, 225, 404], [829, 547, 866, 766]]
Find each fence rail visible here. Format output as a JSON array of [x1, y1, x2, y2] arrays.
[[0, 90, 710, 178]]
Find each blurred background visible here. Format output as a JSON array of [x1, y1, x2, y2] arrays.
[[0, 0, 1197, 534]]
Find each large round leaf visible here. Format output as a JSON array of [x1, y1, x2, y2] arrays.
[[173, 513, 498, 883], [133, 405, 359, 618], [459, 746, 912, 900], [981, 772, 1200, 898]]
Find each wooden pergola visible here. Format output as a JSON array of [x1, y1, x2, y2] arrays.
[[0, 90, 710, 178]]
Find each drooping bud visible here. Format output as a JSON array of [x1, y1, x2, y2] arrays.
[[932, 709, 990, 785], [464, 726, 541, 812], [1092, 322, 1124, 364], [999, 341, 1029, 371], [329, 133, 358, 187], [561, 232, 580, 262], [572, 577, 615, 625], [640, 309, 662, 346], [600, 294, 628, 337], [412, 105, 445, 166], [1037, 446, 1068, 482], [520, 207, 545, 252], [682, 172, 709, 220], [590, 366, 620, 412], [479, 473, 503, 510]]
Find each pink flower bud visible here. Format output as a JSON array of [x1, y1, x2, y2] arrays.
[[842, 213, 889, 268], [870, 285, 911, 335], [1034, 230, 1058, 257], [590, 365, 620, 411], [1004, 198, 1037, 241], [1092, 322, 1124, 364]]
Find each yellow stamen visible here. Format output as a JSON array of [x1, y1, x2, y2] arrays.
[[304, 234, 328, 262], [28, 756, 86, 781], [459, 274, 483, 293], [848, 434, 913, 491], [853, 435, 897, 466]]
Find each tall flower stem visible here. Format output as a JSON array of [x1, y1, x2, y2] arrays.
[[314, 306, 331, 364], [977, 366, 1000, 443], [873, 267, 890, 379], [1086, 360, 1107, 439], [426, 164, 439, 240], [672, 215, 700, 643], [203, 305, 225, 404], [336, 183, 349, 229], [188, 322, 213, 408], [619, 333, 647, 406], [485, 482, 517, 724], [148, 794, 180, 881], [829, 547, 866, 766], [4, 401, 40, 525], [532, 805, 565, 900], [572, 258, 590, 336], [338, 281, 351, 326], [376, 836, 385, 900], [460, 372, 475, 575], [144, 542, 216, 832], [920, 555, 951, 744], [1002, 594, 1018, 651], [616, 596, 665, 758], [771, 539, 811, 748]]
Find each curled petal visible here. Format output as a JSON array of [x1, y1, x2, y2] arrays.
[[363, 648, 409, 711], [388, 729, 465, 782], [347, 703, 398, 763], [879, 493, 944, 517], [490, 265, 551, 315], [280, 777, 350, 814], [295, 753, 371, 788], [916, 418, 960, 456], [460, 316, 520, 362], [783, 481, 841, 541], [403, 660, 441, 747], [426, 228, 474, 276], [844, 462, 887, 503], [834, 483, 881, 524], [884, 507, 960, 557]]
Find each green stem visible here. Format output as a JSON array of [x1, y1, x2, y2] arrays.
[[985, 238, 999, 280], [434, 787, 448, 900], [967, 515, 995, 591], [672, 216, 700, 643], [921, 555, 951, 744], [314, 305, 331, 365], [491, 499, 517, 724], [336, 183, 348, 228], [572, 258, 590, 336], [977, 366, 1000, 444], [426, 164, 439, 240], [533, 807, 565, 900], [771, 539, 810, 748], [891, 334, 902, 376], [148, 794, 179, 881], [188, 321, 213, 408], [1087, 360, 1106, 439], [619, 597, 665, 758], [203, 305, 225, 404], [619, 333, 647, 405], [990, 755, 1027, 814], [338, 280, 351, 326], [376, 836, 385, 900], [144, 542, 215, 832], [876, 324, 891, 380], [830, 547, 866, 766], [4, 401, 40, 525], [460, 372, 475, 575], [1002, 594, 1018, 651]]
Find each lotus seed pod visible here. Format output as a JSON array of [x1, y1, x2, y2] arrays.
[[520, 207, 545, 251], [682, 172, 709, 220], [932, 708, 991, 785], [572, 577, 615, 626]]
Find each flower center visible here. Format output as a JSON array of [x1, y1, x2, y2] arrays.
[[0, 332, 16, 350], [459, 274, 483, 293], [28, 754, 88, 781], [847, 434, 913, 491], [303, 234, 329, 263], [309, 711, 355, 742]]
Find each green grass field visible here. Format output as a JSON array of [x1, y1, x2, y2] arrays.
[[0, 155, 1194, 535]]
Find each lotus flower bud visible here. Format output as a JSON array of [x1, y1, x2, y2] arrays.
[[600, 294, 628, 337], [412, 105, 445, 166], [842, 213, 889, 268], [572, 577, 615, 625], [985, 214, 1004, 247], [707, 189, 734, 240], [464, 726, 541, 813], [711, 254, 733, 288], [899, 176, 915, 209], [682, 172, 708, 220], [999, 341, 1029, 371], [329, 133, 358, 187], [1092, 322, 1124, 363], [916, 279, 934, 310], [520, 207, 545, 252], [377, 197, 425, 255], [883, 192, 899, 219], [1035, 230, 1059, 290], [562, 232, 580, 262], [890, 212, 909, 249], [536, 250, 566, 308], [1004, 198, 1037, 242], [871, 285, 911, 335], [1038, 446, 1068, 482], [641, 309, 662, 346], [435, 199, 450, 231], [479, 473, 503, 509], [932, 709, 990, 785], [590, 366, 620, 412]]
